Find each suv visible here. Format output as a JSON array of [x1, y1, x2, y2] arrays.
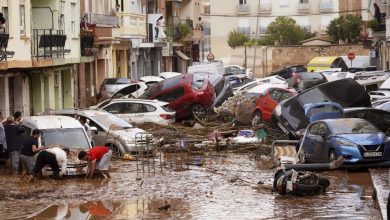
[[140, 74, 214, 119], [271, 65, 307, 79], [92, 99, 176, 126]]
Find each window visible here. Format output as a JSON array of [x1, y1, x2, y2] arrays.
[[19, 4, 25, 35], [280, 91, 293, 102], [280, 0, 289, 7], [239, 0, 247, 5], [71, 3, 77, 38], [308, 123, 320, 135], [124, 103, 145, 113], [156, 87, 185, 102], [144, 104, 157, 112], [2, 7, 8, 33], [238, 18, 250, 35], [269, 89, 281, 101], [104, 103, 125, 114], [318, 123, 329, 135], [59, 1, 65, 31]]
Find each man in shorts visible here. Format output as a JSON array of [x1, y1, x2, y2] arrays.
[[78, 146, 112, 179], [20, 129, 46, 178]]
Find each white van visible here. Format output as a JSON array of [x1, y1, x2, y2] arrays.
[[21, 116, 92, 176], [187, 63, 225, 75]]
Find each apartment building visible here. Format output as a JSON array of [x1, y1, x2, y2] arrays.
[[0, 0, 80, 117], [209, 0, 368, 61]]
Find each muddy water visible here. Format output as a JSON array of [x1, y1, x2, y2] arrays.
[[0, 154, 380, 219]]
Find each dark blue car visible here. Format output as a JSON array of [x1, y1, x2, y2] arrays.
[[298, 118, 390, 164]]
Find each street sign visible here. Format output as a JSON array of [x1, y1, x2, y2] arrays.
[[207, 52, 215, 61], [347, 52, 355, 61]]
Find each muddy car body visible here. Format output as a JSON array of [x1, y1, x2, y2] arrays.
[[45, 110, 153, 157], [140, 74, 214, 119], [273, 79, 371, 139], [21, 116, 92, 175], [299, 118, 390, 164]]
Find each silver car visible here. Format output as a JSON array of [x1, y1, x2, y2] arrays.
[[44, 109, 154, 157]]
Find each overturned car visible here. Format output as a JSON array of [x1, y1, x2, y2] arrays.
[[272, 78, 371, 139]]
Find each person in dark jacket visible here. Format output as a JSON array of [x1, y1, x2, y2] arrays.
[[4, 116, 25, 174]]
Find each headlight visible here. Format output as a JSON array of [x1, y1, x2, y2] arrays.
[[336, 139, 358, 147], [274, 104, 282, 116], [123, 137, 135, 144], [385, 136, 390, 143]]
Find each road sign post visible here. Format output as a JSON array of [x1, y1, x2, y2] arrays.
[[347, 52, 355, 68]]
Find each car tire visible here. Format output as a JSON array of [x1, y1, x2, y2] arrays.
[[252, 110, 262, 126], [191, 104, 206, 118], [328, 150, 336, 163]]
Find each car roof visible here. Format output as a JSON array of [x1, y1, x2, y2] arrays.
[[319, 118, 369, 124], [22, 116, 84, 129], [47, 109, 110, 118]]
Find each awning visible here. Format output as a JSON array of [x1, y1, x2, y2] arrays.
[[175, 50, 190, 61]]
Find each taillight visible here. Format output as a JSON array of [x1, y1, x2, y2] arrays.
[[160, 114, 173, 120]]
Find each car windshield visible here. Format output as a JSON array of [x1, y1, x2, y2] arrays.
[[89, 114, 133, 130], [330, 120, 379, 134], [41, 128, 90, 149]]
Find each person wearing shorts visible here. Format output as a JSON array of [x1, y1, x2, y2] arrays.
[[20, 129, 46, 178], [78, 146, 112, 179]]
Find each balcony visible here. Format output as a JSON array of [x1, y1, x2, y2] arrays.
[[319, 1, 333, 13], [88, 13, 120, 26], [80, 31, 95, 56], [0, 33, 14, 61], [32, 29, 70, 59], [297, 3, 310, 12], [260, 3, 272, 14], [112, 13, 147, 39], [236, 4, 250, 14], [89, 25, 113, 45]]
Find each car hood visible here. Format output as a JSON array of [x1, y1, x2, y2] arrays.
[[67, 148, 89, 165], [277, 79, 371, 135], [335, 133, 386, 145], [110, 127, 150, 140]]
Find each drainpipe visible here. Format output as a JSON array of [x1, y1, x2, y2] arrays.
[[253, 0, 261, 78]]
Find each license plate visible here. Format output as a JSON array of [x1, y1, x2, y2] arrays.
[[363, 152, 382, 157], [277, 122, 289, 134]]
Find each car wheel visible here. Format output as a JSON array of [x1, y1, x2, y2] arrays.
[[191, 104, 206, 118], [108, 144, 121, 158], [252, 110, 262, 126], [328, 150, 336, 163]]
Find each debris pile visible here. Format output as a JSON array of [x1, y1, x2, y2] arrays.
[[214, 92, 257, 124]]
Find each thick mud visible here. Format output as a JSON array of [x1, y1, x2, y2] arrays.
[[0, 154, 380, 219]]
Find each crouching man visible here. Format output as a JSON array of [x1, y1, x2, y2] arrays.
[[29, 147, 70, 181], [78, 146, 112, 179]]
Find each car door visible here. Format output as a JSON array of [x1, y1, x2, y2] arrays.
[[261, 89, 280, 122], [103, 102, 131, 123], [317, 122, 331, 163], [301, 122, 320, 163], [87, 119, 107, 146], [123, 103, 148, 124]]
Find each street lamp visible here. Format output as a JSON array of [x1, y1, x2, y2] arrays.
[[253, 0, 261, 78]]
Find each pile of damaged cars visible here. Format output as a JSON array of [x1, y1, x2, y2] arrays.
[[270, 78, 390, 167]]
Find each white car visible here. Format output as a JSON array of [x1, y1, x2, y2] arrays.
[[369, 90, 390, 102], [111, 82, 149, 99], [224, 65, 253, 79], [94, 99, 175, 126], [159, 72, 182, 79]]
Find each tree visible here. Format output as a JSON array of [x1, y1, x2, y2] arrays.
[[263, 16, 309, 45], [227, 29, 249, 49], [327, 15, 361, 44]]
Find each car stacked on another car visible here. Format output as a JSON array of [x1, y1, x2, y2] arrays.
[[98, 78, 132, 98], [140, 74, 214, 119], [92, 99, 175, 126], [270, 65, 307, 79], [286, 72, 328, 92]]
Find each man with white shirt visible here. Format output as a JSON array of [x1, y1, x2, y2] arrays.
[[29, 147, 69, 181]]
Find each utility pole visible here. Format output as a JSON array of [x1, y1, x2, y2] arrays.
[[253, 0, 261, 78]]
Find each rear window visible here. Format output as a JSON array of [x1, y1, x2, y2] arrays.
[[161, 104, 175, 112], [162, 77, 181, 90], [192, 74, 205, 90]]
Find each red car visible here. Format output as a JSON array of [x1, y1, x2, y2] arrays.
[[140, 74, 214, 119], [253, 87, 296, 123]]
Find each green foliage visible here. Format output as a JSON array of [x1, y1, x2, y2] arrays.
[[367, 19, 379, 29], [179, 23, 191, 39], [327, 15, 361, 44], [227, 29, 249, 49], [263, 16, 309, 45], [244, 39, 256, 47]]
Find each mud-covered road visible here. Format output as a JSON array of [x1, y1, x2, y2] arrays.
[[0, 153, 380, 219]]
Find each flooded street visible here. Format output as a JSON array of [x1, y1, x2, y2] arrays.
[[0, 153, 380, 219]]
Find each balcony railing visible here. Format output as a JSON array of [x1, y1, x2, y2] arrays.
[[32, 29, 70, 59], [80, 31, 95, 56], [88, 13, 119, 26], [319, 1, 333, 12], [112, 13, 146, 39], [0, 32, 14, 61], [297, 3, 310, 12], [260, 3, 272, 13], [236, 4, 250, 14]]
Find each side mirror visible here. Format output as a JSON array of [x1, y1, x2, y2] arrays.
[[90, 126, 98, 135], [320, 131, 327, 138]]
